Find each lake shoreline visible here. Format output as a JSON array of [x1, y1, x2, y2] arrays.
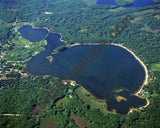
[[111, 43, 148, 95], [111, 43, 149, 113], [79, 85, 107, 104], [31, 26, 67, 44], [15, 23, 67, 44], [128, 98, 149, 114]]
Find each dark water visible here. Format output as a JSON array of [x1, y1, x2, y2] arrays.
[[0, 1, 17, 6], [96, 0, 116, 5], [19, 25, 147, 114], [96, 0, 157, 7], [18, 25, 48, 42], [125, 0, 156, 7], [45, 33, 65, 52], [107, 91, 146, 114]]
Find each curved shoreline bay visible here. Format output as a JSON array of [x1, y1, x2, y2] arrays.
[[71, 43, 149, 114], [18, 25, 148, 114], [111, 43, 149, 114]]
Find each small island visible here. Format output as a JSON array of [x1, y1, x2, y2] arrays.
[[46, 56, 53, 63], [116, 95, 127, 102], [114, 88, 129, 93]]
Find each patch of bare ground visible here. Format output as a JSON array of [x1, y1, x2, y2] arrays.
[[141, 24, 160, 33], [40, 118, 59, 128], [72, 116, 88, 128], [154, 15, 160, 19], [32, 103, 47, 114], [132, 9, 155, 16], [108, 7, 124, 12]]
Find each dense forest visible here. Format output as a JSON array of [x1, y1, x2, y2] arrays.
[[0, 73, 160, 127], [0, 0, 160, 127]]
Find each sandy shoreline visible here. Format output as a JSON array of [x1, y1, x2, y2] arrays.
[[128, 98, 150, 114], [112, 43, 148, 94], [70, 42, 111, 47]]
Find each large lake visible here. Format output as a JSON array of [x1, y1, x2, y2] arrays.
[[19, 25, 147, 114]]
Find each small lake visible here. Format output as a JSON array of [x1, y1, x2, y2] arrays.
[[19, 25, 147, 114], [0, 1, 17, 6], [18, 25, 49, 42]]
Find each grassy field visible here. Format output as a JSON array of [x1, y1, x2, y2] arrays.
[[55, 97, 67, 106], [81, 0, 97, 6], [14, 22, 34, 33], [40, 118, 59, 128], [151, 63, 160, 72], [75, 87, 112, 114], [3, 34, 47, 61]]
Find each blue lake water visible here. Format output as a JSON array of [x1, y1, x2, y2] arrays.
[[0, 1, 17, 6], [45, 33, 65, 52], [19, 25, 147, 114], [18, 25, 49, 42], [96, 0, 116, 5], [96, 0, 157, 7], [125, 0, 156, 7]]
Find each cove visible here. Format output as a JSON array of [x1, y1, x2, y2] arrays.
[[0, 1, 17, 6], [18, 25, 147, 114]]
